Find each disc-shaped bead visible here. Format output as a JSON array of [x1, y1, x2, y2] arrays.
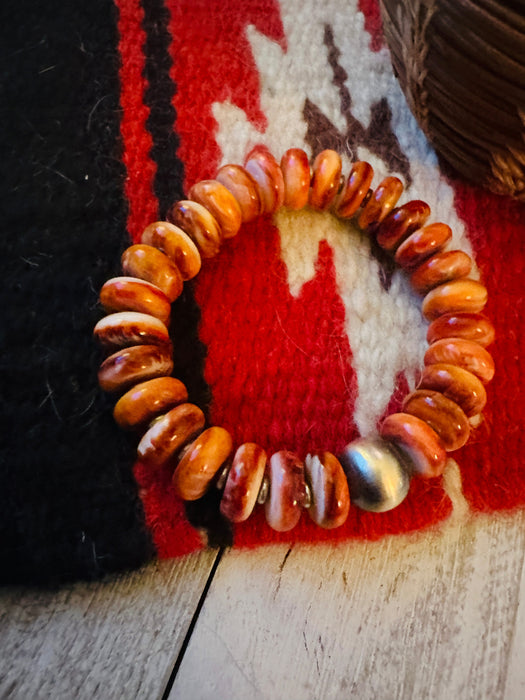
[[244, 146, 285, 214], [380, 413, 447, 478], [170, 200, 222, 259], [280, 148, 310, 210], [422, 278, 488, 320], [137, 403, 205, 469], [417, 363, 487, 417], [394, 222, 452, 270], [304, 451, 350, 528], [113, 377, 188, 430], [141, 221, 201, 280], [188, 180, 242, 239], [357, 176, 403, 231], [309, 150, 342, 210], [99, 277, 172, 325], [216, 164, 261, 222], [93, 311, 170, 349], [265, 451, 308, 532], [172, 427, 233, 501], [411, 250, 473, 295], [424, 338, 495, 384], [220, 443, 267, 523], [334, 161, 374, 218], [121, 245, 183, 302], [426, 312, 495, 347], [339, 437, 411, 512], [376, 200, 431, 252], [402, 390, 470, 451], [98, 344, 173, 393]]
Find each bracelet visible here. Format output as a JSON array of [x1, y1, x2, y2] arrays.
[[94, 147, 495, 532]]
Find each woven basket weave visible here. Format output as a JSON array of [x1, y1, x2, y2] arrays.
[[380, 0, 525, 200]]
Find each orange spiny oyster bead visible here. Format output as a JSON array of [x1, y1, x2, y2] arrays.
[[334, 161, 374, 218], [93, 311, 170, 350], [98, 344, 173, 393], [304, 451, 350, 528], [402, 389, 470, 451], [357, 176, 403, 230], [244, 145, 285, 214], [417, 363, 487, 417], [113, 377, 188, 430], [375, 200, 431, 252], [121, 244, 183, 302], [309, 149, 342, 210], [394, 222, 452, 270], [99, 277, 172, 326], [220, 443, 267, 523], [422, 278, 488, 320], [137, 403, 205, 469], [172, 427, 233, 501], [141, 221, 201, 280], [188, 180, 242, 239], [424, 338, 495, 384], [380, 413, 447, 478], [426, 312, 495, 347], [280, 148, 310, 210], [170, 200, 222, 259], [215, 164, 261, 222], [410, 250, 473, 295], [265, 451, 308, 532]]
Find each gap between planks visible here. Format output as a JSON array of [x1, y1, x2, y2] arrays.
[[0, 549, 219, 700], [169, 510, 525, 700]]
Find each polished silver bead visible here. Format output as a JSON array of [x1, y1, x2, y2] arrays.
[[339, 437, 411, 512]]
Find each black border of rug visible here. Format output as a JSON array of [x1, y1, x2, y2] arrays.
[[0, 0, 156, 585]]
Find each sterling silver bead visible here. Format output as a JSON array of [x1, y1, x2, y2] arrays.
[[339, 437, 411, 512]]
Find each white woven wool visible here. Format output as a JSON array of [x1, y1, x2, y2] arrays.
[[212, 0, 476, 436]]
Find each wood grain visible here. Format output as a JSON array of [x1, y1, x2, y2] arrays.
[[0, 551, 217, 700], [170, 510, 525, 700], [2, 506, 525, 700]]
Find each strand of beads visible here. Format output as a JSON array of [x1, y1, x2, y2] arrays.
[[94, 146, 494, 532]]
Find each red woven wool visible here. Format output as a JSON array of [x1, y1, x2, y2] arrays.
[[167, 0, 286, 189], [358, 0, 385, 52], [194, 217, 452, 546], [114, 0, 525, 557], [453, 183, 525, 512], [114, 0, 158, 239]]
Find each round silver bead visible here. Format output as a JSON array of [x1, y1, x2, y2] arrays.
[[339, 437, 411, 513]]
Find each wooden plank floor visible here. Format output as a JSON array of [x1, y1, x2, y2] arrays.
[[2, 504, 525, 699]]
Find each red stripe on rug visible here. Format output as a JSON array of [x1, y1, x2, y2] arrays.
[[115, 0, 158, 240], [116, 0, 204, 556], [453, 183, 525, 512]]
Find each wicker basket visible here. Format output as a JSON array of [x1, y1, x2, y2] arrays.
[[379, 0, 525, 200]]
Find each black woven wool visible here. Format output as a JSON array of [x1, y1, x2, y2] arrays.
[[0, 0, 156, 584]]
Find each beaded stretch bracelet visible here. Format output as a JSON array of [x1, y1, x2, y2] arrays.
[[94, 147, 495, 532]]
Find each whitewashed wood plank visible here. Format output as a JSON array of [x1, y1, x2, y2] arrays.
[[0, 550, 218, 700], [170, 511, 525, 700], [503, 531, 525, 700]]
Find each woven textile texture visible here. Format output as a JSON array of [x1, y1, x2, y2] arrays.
[[1, 0, 524, 584]]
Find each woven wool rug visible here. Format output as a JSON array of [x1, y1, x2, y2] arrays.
[[2, 0, 524, 584]]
